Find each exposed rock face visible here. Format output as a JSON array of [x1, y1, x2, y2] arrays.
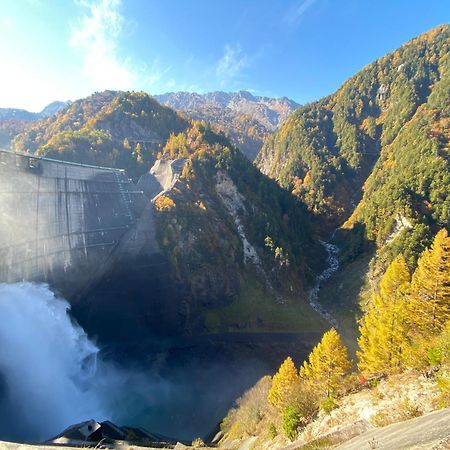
[[155, 91, 299, 160], [385, 214, 413, 245], [138, 158, 187, 200], [215, 171, 260, 265]]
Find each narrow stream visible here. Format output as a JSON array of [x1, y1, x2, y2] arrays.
[[308, 240, 340, 329]]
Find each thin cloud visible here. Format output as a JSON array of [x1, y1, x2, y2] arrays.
[[143, 60, 173, 88], [70, 0, 179, 95], [285, 0, 317, 26], [70, 0, 135, 90], [215, 44, 248, 87]]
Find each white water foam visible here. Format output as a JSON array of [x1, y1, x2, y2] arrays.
[[0, 283, 116, 442], [308, 241, 340, 329]]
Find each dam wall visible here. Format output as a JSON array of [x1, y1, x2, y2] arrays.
[[0, 150, 148, 296], [0, 152, 194, 341]]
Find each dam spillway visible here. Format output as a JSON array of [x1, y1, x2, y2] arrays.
[[0, 150, 147, 295]]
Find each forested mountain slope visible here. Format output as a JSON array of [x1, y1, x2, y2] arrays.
[[257, 25, 449, 231], [150, 122, 326, 334], [12, 91, 189, 178], [344, 39, 449, 263]]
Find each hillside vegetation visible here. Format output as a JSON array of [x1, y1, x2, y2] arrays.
[[153, 122, 326, 333], [257, 25, 449, 231], [219, 230, 450, 449], [254, 25, 450, 351], [217, 25, 450, 449], [12, 90, 189, 178]]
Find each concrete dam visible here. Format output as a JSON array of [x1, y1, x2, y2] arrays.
[[0, 150, 150, 292], [0, 150, 188, 341]]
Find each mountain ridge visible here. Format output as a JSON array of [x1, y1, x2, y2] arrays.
[[0, 101, 70, 149], [155, 90, 300, 160], [155, 90, 299, 130], [0, 101, 69, 122]]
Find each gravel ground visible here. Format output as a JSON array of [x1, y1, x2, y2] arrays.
[[335, 407, 450, 450]]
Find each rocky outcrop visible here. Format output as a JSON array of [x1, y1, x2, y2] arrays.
[[138, 158, 187, 200], [215, 171, 260, 265]]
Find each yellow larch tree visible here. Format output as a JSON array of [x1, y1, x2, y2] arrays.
[[408, 229, 450, 338], [357, 255, 411, 376], [300, 328, 351, 398], [268, 356, 299, 410]]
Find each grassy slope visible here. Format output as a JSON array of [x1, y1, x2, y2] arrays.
[[314, 252, 373, 357], [204, 272, 328, 334]]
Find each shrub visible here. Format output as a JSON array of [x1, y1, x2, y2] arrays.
[[220, 376, 271, 439], [436, 371, 450, 407], [370, 398, 422, 427], [191, 437, 205, 447], [320, 395, 338, 414], [154, 194, 176, 210], [288, 383, 319, 423], [397, 398, 422, 420], [268, 423, 277, 439], [282, 406, 301, 441]]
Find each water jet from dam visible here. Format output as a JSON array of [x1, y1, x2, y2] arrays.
[[0, 282, 113, 441]]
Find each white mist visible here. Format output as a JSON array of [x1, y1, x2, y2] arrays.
[[0, 282, 110, 442]]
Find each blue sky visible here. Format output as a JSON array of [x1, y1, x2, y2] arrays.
[[0, 0, 448, 111]]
